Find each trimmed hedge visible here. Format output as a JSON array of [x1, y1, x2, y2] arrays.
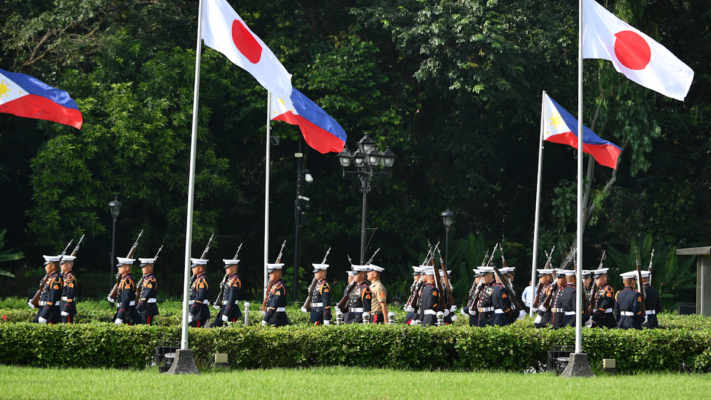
[[2, 323, 711, 373]]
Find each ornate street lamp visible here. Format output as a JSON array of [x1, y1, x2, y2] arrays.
[[441, 209, 454, 268], [108, 196, 123, 286]]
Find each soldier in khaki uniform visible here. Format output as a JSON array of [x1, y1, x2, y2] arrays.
[[367, 265, 388, 324]]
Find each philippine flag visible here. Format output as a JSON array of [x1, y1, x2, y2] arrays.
[[0, 68, 82, 129], [583, 0, 693, 101], [543, 92, 620, 169], [271, 88, 346, 154]]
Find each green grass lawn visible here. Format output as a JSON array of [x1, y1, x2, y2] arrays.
[[1, 366, 709, 399]]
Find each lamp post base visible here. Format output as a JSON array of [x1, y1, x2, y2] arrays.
[[166, 349, 200, 375], [559, 353, 595, 378]]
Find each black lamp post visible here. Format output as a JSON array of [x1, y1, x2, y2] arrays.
[[337, 134, 396, 264], [441, 210, 454, 267], [108, 196, 122, 286]]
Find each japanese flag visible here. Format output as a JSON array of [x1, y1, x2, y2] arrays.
[[582, 0, 693, 101], [202, 0, 292, 100]]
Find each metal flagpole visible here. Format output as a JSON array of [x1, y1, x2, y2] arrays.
[[575, 0, 584, 354], [530, 90, 546, 317], [181, 0, 204, 351], [264, 92, 272, 298]]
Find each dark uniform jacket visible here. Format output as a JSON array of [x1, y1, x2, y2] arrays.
[[560, 283, 588, 327], [615, 286, 644, 330], [491, 282, 517, 326], [642, 283, 661, 329], [476, 283, 495, 327], [136, 273, 159, 318], [535, 282, 553, 328], [418, 282, 440, 326], [189, 273, 211, 322], [37, 271, 62, 323], [345, 281, 371, 324], [115, 273, 140, 324], [60, 271, 77, 317], [220, 273, 242, 321], [263, 278, 289, 327], [591, 283, 616, 328], [551, 284, 566, 330], [309, 278, 332, 324]]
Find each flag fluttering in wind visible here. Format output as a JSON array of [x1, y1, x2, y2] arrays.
[[543, 92, 620, 169], [271, 88, 346, 154], [202, 0, 292, 100], [0, 68, 82, 129], [582, 0, 694, 101]]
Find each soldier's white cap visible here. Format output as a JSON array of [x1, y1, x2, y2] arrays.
[[266, 263, 284, 273], [347, 270, 356, 276], [60, 255, 76, 264], [117, 257, 136, 266], [439, 269, 452, 276], [413, 266, 425, 275], [190, 258, 208, 268], [423, 267, 436, 275], [581, 270, 593, 278], [139, 258, 156, 267], [555, 269, 567, 278], [352, 265, 370, 273], [593, 268, 609, 278], [538, 268, 555, 276], [563, 270, 576, 276], [620, 271, 638, 280], [479, 266, 494, 274], [312, 263, 329, 273], [43, 255, 62, 265], [505, 267, 516, 275], [640, 271, 652, 278], [368, 265, 385, 273], [223, 259, 240, 269], [473, 269, 486, 277]]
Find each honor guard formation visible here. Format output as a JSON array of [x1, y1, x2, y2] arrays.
[[27, 234, 661, 331]]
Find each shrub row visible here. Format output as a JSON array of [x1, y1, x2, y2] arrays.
[[2, 323, 711, 373]]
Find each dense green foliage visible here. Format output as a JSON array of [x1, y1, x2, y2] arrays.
[[2, 317, 711, 373], [0, 0, 709, 302]]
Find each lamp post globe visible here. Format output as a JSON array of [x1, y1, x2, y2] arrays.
[[368, 149, 382, 166], [353, 151, 366, 168], [357, 135, 376, 154], [380, 148, 396, 168], [337, 147, 353, 168], [109, 198, 123, 220]]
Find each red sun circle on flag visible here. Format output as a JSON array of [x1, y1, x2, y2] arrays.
[[231, 20, 262, 64], [614, 31, 651, 70]]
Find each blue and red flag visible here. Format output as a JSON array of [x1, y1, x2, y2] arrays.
[[543, 92, 620, 169], [271, 88, 346, 154], [0, 68, 83, 129]]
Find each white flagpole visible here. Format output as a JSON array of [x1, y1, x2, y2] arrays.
[[264, 92, 272, 297], [181, 0, 204, 351], [575, 0, 584, 354], [530, 90, 546, 317]]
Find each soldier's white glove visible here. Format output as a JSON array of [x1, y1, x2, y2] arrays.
[[213, 305, 221, 310], [517, 310, 526, 320], [38, 317, 47, 324], [259, 311, 266, 316], [451, 315, 458, 322], [534, 315, 542, 324], [460, 308, 467, 316], [585, 317, 594, 328], [405, 306, 414, 313], [114, 319, 123, 326], [261, 320, 267, 327], [27, 301, 35, 309], [188, 314, 194, 323], [538, 306, 547, 312], [61, 311, 69, 317], [301, 307, 308, 313], [644, 316, 649, 324], [450, 305, 457, 312], [107, 296, 115, 304], [323, 320, 330, 326], [469, 308, 477, 316], [222, 314, 228, 322], [443, 309, 450, 317]]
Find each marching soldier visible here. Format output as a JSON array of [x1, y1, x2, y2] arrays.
[[590, 268, 616, 329], [440, 269, 455, 325], [419, 268, 439, 326], [113, 258, 141, 325], [368, 265, 388, 324], [136, 257, 160, 325], [582, 270, 594, 299], [641, 271, 661, 329], [404, 266, 423, 325], [491, 268, 518, 326], [213, 259, 242, 327], [59, 255, 77, 323], [533, 269, 554, 328], [309, 263, 332, 325], [560, 270, 587, 327], [345, 266, 372, 324], [32, 255, 63, 324], [188, 258, 211, 328], [472, 267, 496, 327], [550, 270, 567, 329], [615, 271, 644, 330], [462, 269, 484, 326], [262, 263, 289, 327]]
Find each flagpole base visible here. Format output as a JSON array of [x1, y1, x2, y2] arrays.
[[166, 349, 200, 375], [559, 353, 595, 378]]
